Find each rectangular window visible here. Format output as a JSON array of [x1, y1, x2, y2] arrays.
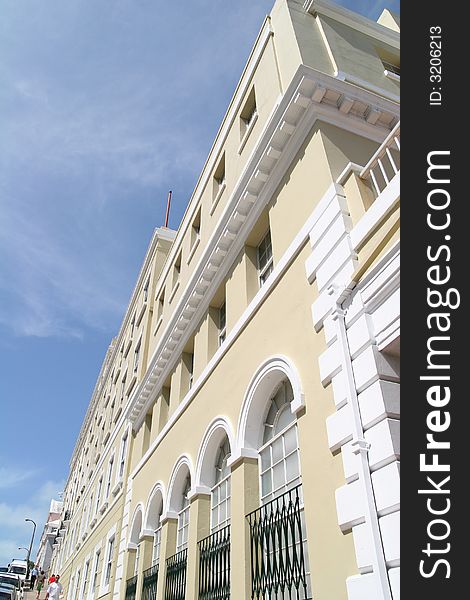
[[176, 506, 190, 553], [109, 399, 115, 426], [130, 313, 136, 339], [218, 302, 226, 347], [240, 87, 257, 140], [381, 59, 400, 76], [157, 288, 165, 322], [120, 370, 127, 403], [91, 549, 101, 593], [104, 536, 115, 586], [88, 495, 94, 526], [134, 339, 141, 373], [188, 355, 194, 390], [105, 457, 114, 500], [143, 277, 150, 303], [95, 477, 103, 514], [257, 230, 273, 286], [211, 476, 231, 533], [213, 154, 226, 203], [190, 208, 201, 250], [81, 560, 90, 600], [172, 253, 182, 290], [152, 526, 162, 566], [119, 433, 128, 479], [74, 570, 81, 600]]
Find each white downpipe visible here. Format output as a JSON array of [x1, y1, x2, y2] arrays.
[[333, 284, 392, 600]]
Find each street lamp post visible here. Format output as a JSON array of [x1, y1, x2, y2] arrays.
[[18, 547, 29, 558], [25, 518, 37, 579]]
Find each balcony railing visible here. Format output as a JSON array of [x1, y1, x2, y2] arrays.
[[164, 548, 187, 600], [360, 121, 400, 198], [142, 564, 159, 600], [125, 575, 138, 600], [198, 525, 231, 600], [246, 484, 309, 600]]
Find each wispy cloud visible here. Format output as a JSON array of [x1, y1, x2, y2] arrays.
[[0, 478, 65, 565], [0, 467, 38, 490]]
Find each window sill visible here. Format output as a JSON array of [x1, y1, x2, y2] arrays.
[[168, 280, 180, 304], [238, 111, 258, 155], [99, 501, 108, 516], [186, 236, 200, 265], [210, 182, 226, 216], [90, 517, 97, 529], [384, 70, 400, 82]]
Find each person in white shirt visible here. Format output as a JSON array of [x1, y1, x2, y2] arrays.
[[45, 575, 63, 600]]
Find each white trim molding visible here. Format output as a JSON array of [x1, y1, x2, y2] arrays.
[[128, 64, 399, 433], [304, 152, 400, 600], [235, 355, 305, 462], [195, 417, 236, 490]]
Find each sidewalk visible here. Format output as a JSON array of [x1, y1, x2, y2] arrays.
[[22, 586, 45, 600]]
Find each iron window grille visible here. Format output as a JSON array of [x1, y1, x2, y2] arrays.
[[198, 525, 231, 600], [164, 548, 187, 600], [125, 575, 138, 600], [246, 484, 310, 600], [142, 564, 159, 600]]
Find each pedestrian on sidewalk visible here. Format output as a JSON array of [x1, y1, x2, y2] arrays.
[[30, 565, 39, 590], [48, 574, 55, 585], [45, 575, 62, 600], [36, 570, 46, 599]]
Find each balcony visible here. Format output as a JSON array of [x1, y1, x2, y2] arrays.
[[125, 575, 138, 600], [337, 121, 400, 261], [246, 484, 310, 600], [164, 548, 187, 600], [361, 122, 400, 199], [198, 525, 230, 600], [142, 564, 159, 600]]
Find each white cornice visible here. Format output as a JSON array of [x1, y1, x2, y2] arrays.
[[303, 0, 400, 48], [68, 19, 275, 473], [127, 64, 399, 432], [70, 226, 176, 469]]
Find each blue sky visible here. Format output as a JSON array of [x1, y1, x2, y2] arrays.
[[0, 0, 399, 566]]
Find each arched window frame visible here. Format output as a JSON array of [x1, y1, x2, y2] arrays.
[[176, 476, 191, 553], [210, 438, 231, 533], [258, 381, 302, 506]]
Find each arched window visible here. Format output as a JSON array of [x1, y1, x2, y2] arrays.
[[152, 508, 163, 566], [252, 379, 311, 600], [211, 438, 231, 533], [176, 475, 191, 553], [259, 381, 301, 504]]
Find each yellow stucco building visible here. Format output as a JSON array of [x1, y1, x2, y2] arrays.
[[49, 2, 400, 599]]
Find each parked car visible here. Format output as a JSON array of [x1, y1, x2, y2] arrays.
[[6, 562, 26, 584], [0, 576, 22, 600], [0, 585, 15, 600], [0, 569, 8, 574]]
